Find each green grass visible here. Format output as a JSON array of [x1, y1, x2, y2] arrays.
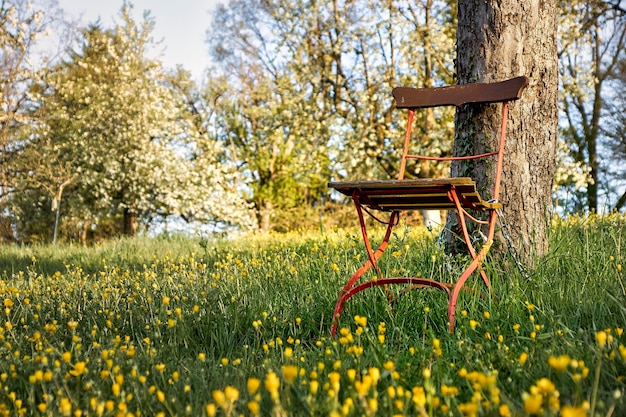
[[0, 214, 624, 416]]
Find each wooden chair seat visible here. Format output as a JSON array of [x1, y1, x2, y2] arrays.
[[328, 178, 502, 211]]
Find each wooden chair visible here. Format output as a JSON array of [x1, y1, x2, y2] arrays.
[[328, 76, 529, 335]]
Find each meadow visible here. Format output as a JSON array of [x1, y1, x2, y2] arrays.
[[0, 213, 625, 416]]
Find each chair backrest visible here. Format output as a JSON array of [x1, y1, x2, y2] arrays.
[[391, 76, 529, 201]]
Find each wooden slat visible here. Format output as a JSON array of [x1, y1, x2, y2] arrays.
[[328, 178, 502, 211], [392, 76, 529, 109]]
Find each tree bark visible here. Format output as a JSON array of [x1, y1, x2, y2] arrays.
[[447, 0, 559, 266], [259, 200, 273, 233], [123, 208, 138, 236]]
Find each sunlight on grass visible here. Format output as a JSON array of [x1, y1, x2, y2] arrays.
[[0, 214, 624, 416]]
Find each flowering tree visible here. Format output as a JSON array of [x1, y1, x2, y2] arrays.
[[0, 0, 70, 240], [18, 4, 255, 241]]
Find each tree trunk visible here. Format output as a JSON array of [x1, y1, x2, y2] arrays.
[[123, 208, 138, 236], [447, 0, 559, 267], [259, 200, 273, 233]]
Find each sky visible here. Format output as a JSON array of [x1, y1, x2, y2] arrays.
[[58, 0, 221, 81]]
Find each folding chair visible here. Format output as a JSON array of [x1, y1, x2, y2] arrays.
[[328, 76, 529, 335]]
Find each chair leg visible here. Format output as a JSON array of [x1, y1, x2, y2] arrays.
[[332, 191, 499, 335], [330, 204, 398, 336], [447, 192, 499, 331]]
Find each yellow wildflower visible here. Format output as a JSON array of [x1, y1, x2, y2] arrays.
[[560, 404, 588, 417], [264, 371, 280, 399], [412, 386, 426, 407], [523, 393, 543, 415], [248, 400, 260, 415], [224, 386, 239, 402], [548, 355, 571, 372], [69, 361, 87, 377], [282, 365, 298, 383], [205, 403, 217, 417], [247, 377, 261, 395]]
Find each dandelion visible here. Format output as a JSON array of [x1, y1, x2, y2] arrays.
[[596, 330, 608, 348], [412, 386, 426, 407], [212, 390, 226, 408], [548, 354, 571, 372], [458, 401, 479, 416], [248, 400, 260, 415], [284, 347, 293, 358], [69, 361, 87, 377], [560, 405, 587, 417], [441, 385, 459, 396], [354, 315, 367, 327], [470, 320, 479, 329], [265, 371, 280, 399], [205, 403, 217, 417], [310, 380, 319, 394], [198, 353, 206, 361], [523, 393, 543, 415], [367, 398, 379, 413], [329, 371, 341, 393], [59, 397, 72, 415], [224, 386, 239, 402], [347, 368, 357, 381], [498, 404, 511, 417], [519, 352, 529, 365], [155, 363, 166, 373], [247, 377, 261, 395], [282, 365, 298, 383], [368, 367, 380, 385]]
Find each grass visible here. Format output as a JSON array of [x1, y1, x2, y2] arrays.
[[0, 213, 624, 416]]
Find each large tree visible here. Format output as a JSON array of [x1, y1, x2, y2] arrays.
[[449, 0, 559, 265]]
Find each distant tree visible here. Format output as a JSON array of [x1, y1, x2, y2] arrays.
[[0, 0, 70, 240], [606, 57, 626, 211], [558, 0, 626, 213], [449, 0, 559, 265], [207, 0, 457, 231], [16, 4, 255, 242]]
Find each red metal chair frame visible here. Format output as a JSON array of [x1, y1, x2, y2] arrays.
[[328, 76, 529, 335]]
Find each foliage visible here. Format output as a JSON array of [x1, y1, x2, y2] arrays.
[[10, 4, 256, 242], [0, 0, 70, 241], [207, 0, 457, 230], [557, 0, 626, 212], [0, 214, 624, 415]]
